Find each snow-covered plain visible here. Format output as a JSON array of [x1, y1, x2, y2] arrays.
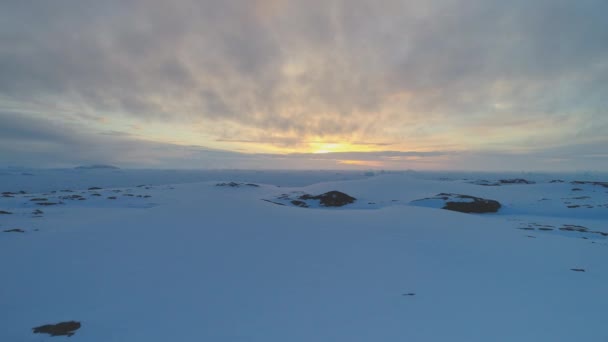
[[1, 169, 607, 341]]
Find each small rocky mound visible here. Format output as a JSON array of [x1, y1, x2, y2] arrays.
[[33, 321, 81, 337], [411, 193, 501, 213], [266, 191, 356, 208], [0, 210, 13, 214], [299, 191, 356, 207]]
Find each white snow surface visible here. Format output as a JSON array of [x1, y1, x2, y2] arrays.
[[1, 170, 607, 341]]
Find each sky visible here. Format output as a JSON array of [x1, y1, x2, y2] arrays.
[[1, 0, 607, 170]]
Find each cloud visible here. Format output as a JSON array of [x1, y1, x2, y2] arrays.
[[1, 0, 607, 169], [1, 111, 606, 171]]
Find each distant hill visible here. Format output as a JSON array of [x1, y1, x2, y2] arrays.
[[74, 164, 120, 170]]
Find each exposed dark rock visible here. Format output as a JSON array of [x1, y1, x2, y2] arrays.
[[558, 225, 608, 237], [216, 182, 260, 188], [261, 199, 286, 206], [3, 228, 24, 233], [33, 321, 81, 337], [469, 180, 500, 186], [412, 193, 501, 213], [471, 179, 535, 186], [571, 188, 583, 191], [402, 293, 416, 296], [442, 194, 501, 213], [299, 191, 356, 207], [88, 187, 103, 190], [499, 178, 535, 184], [30, 198, 49, 202], [570, 268, 586, 272], [0, 210, 13, 214], [32, 209, 44, 216], [290, 200, 309, 208], [107, 196, 117, 200], [572, 181, 608, 188], [550, 179, 565, 183], [59, 195, 85, 200], [90, 193, 102, 197], [36, 202, 61, 206]]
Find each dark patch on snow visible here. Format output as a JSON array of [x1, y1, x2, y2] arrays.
[[570, 268, 585, 272], [3, 228, 24, 233], [261, 199, 286, 206], [499, 179, 535, 184], [412, 193, 501, 213], [107, 196, 117, 200], [469, 180, 500, 186], [571, 181, 608, 188], [298, 191, 356, 207], [88, 187, 103, 190], [30, 198, 48, 202], [266, 191, 356, 208], [470, 179, 534, 186], [216, 182, 260, 188], [59, 194, 84, 200], [36, 202, 62, 206], [290, 200, 309, 207], [443, 196, 501, 213], [519, 223, 607, 239], [33, 321, 81, 337], [0, 210, 13, 214]]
